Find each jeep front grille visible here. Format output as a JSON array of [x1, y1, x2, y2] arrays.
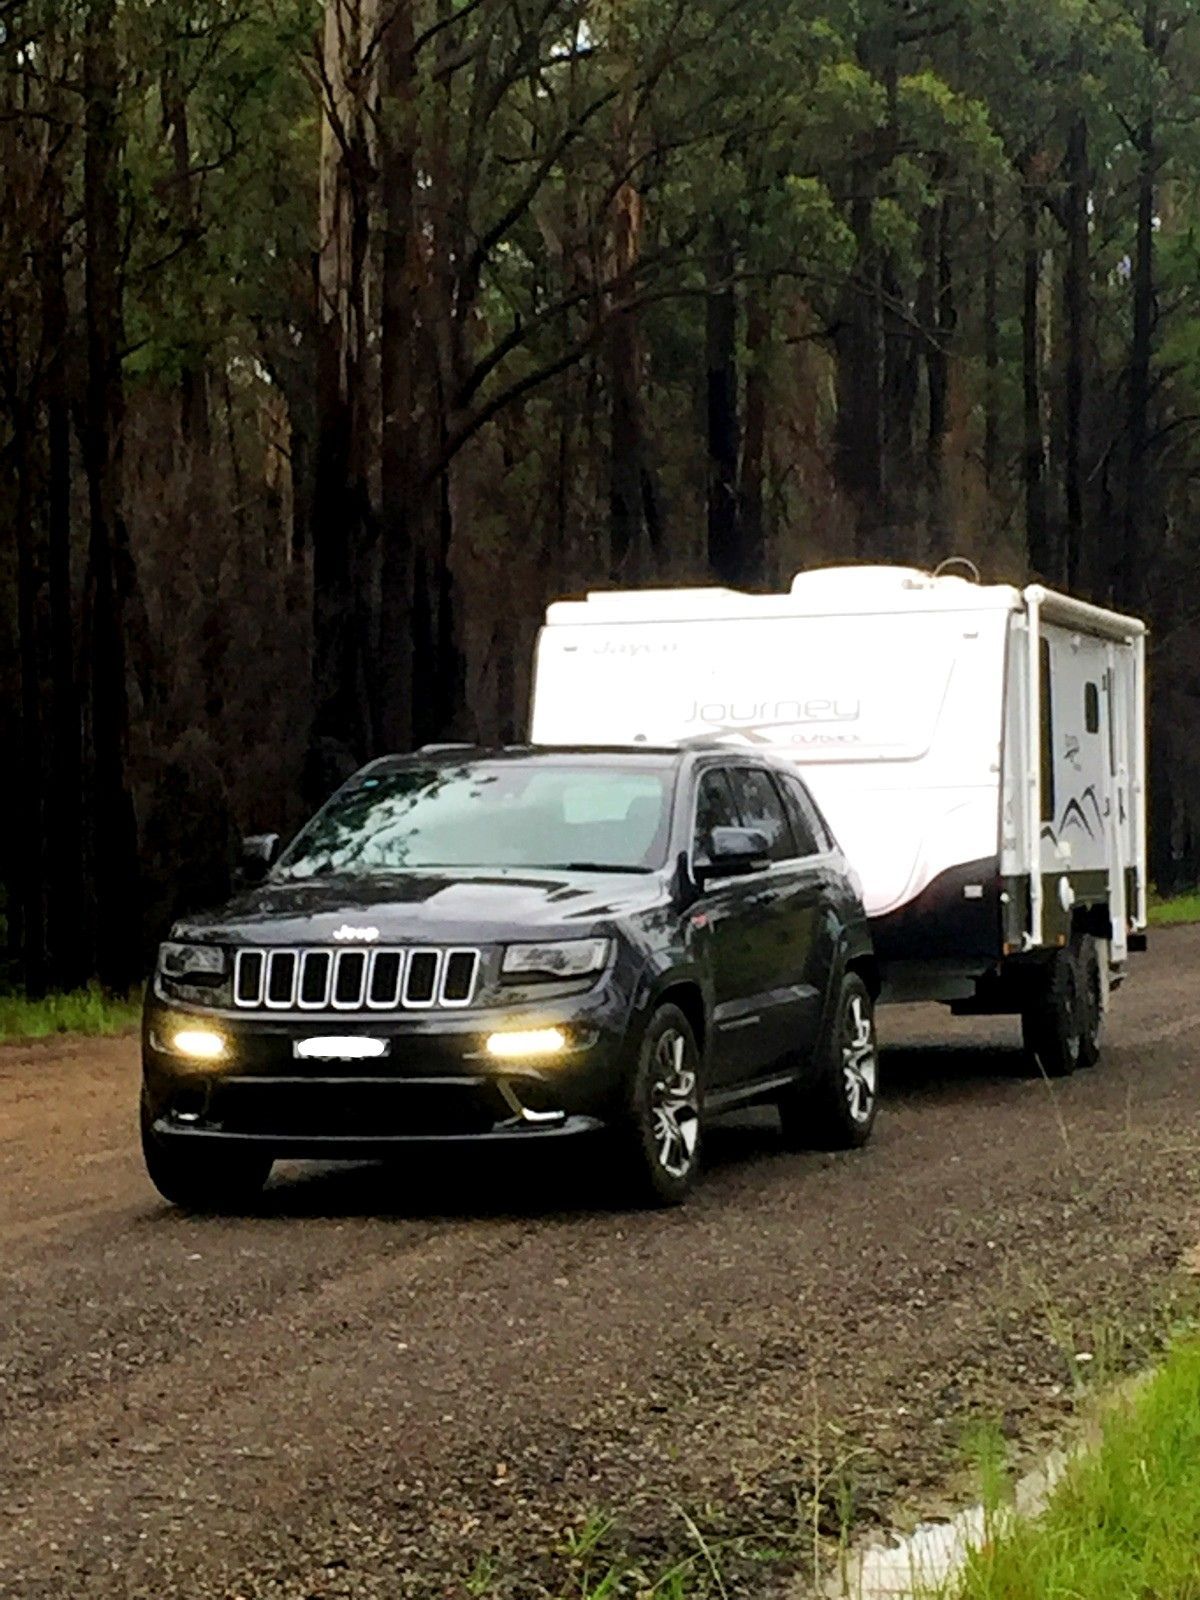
[[233, 947, 480, 1012]]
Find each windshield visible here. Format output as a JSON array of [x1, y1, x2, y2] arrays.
[[276, 761, 674, 878]]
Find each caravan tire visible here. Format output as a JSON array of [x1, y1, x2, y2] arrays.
[[1075, 934, 1104, 1068], [1021, 949, 1083, 1079]]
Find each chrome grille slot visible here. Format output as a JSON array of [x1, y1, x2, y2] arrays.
[[266, 951, 298, 1008], [404, 949, 441, 1008], [440, 949, 479, 1007], [234, 950, 264, 1007], [298, 950, 332, 1008], [229, 945, 481, 1012], [332, 949, 368, 1009], [367, 949, 404, 1009]]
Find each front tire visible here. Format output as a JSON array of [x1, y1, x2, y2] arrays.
[[615, 1005, 703, 1207], [141, 1098, 273, 1212], [779, 972, 879, 1151], [1021, 948, 1083, 1078]]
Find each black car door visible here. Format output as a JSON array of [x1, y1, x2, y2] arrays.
[[775, 769, 844, 1077], [691, 765, 779, 1084], [718, 764, 828, 1080]]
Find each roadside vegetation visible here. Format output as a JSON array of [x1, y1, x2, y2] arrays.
[[1148, 892, 1200, 927], [0, 987, 142, 1042], [949, 1339, 1200, 1600]]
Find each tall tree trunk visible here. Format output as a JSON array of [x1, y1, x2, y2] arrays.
[[983, 177, 999, 493], [1021, 172, 1050, 578], [1062, 113, 1089, 592], [161, 46, 210, 453], [834, 195, 884, 555], [706, 222, 742, 584], [14, 436, 47, 995], [43, 116, 88, 988], [308, 0, 379, 794], [739, 287, 769, 581], [926, 198, 957, 550], [82, 0, 142, 988], [412, 0, 465, 745], [377, 0, 417, 753], [607, 49, 660, 578], [1120, 0, 1157, 615]]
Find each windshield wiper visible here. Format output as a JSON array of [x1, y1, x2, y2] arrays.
[[550, 862, 652, 874]]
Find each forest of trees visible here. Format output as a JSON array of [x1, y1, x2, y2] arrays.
[[2, 0, 1199, 994]]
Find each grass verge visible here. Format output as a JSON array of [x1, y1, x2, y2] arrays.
[[0, 985, 142, 1041], [952, 1338, 1200, 1600], [1147, 892, 1200, 926]]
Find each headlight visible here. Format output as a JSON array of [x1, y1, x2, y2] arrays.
[[501, 938, 610, 982], [158, 942, 227, 984]]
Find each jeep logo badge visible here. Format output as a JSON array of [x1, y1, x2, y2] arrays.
[[332, 925, 380, 943]]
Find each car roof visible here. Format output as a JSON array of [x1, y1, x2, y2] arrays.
[[357, 741, 788, 777]]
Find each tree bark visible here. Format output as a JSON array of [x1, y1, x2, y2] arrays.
[[1120, 0, 1157, 615], [308, 0, 379, 792], [983, 177, 999, 493], [706, 222, 741, 584], [1062, 113, 1089, 592], [82, 0, 142, 988], [925, 198, 957, 550], [43, 107, 89, 989], [834, 194, 884, 555], [377, 0, 418, 754], [606, 43, 660, 579], [161, 44, 210, 453], [739, 286, 769, 582], [14, 435, 47, 995], [1021, 172, 1050, 579]]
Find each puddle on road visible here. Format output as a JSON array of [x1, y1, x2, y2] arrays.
[[817, 1450, 1069, 1599]]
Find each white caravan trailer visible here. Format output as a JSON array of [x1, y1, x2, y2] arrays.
[[529, 565, 1147, 1073]]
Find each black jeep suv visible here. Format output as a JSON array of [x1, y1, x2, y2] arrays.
[[142, 744, 878, 1208]]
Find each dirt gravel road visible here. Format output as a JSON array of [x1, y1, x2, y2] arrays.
[[3, 931, 1200, 1600]]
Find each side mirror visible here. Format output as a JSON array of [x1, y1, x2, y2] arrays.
[[238, 832, 281, 886], [699, 825, 771, 880]]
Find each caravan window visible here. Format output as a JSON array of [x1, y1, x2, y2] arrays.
[[1085, 682, 1100, 735], [1040, 640, 1055, 824]]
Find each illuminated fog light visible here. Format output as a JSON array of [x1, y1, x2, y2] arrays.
[[171, 1029, 227, 1061], [485, 1027, 568, 1060]]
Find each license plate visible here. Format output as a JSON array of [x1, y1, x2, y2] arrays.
[[294, 1036, 389, 1061]]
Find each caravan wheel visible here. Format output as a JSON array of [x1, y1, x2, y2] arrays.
[[1075, 935, 1104, 1068], [1021, 949, 1082, 1079]]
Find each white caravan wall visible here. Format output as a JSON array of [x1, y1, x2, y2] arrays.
[[531, 608, 1009, 918]]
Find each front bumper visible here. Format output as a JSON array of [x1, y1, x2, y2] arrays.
[[142, 982, 633, 1155]]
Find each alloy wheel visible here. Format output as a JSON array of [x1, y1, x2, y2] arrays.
[[649, 1029, 701, 1179], [842, 994, 878, 1124]]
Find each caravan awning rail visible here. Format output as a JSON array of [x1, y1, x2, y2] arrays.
[[1024, 586, 1146, 643]]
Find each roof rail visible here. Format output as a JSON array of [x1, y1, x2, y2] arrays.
[[416, 742, 480, 755]]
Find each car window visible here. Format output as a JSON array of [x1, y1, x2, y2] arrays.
[[778, 772, 830, 856], [692, 768, 740, 868], [728, 767, 796, 863]]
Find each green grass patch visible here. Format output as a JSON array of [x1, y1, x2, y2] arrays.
[[0, 985, 142, 1041], [954, 1339, 1200, 1599], [1148, 892, 1200, 927]]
